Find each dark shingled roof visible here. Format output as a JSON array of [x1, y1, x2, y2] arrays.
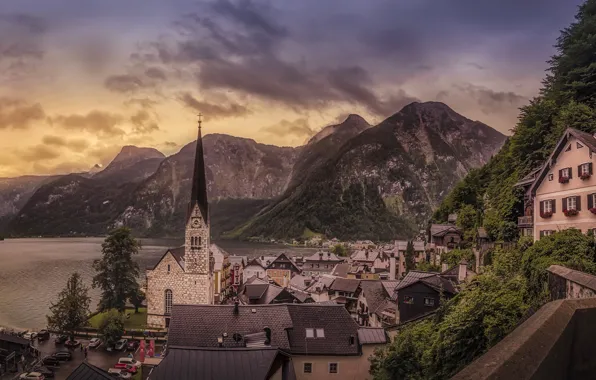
[[330, 278, 360, 293], [360, 281, 390, 315], [357, 328, 388, 345], [66, 362, 112, 380], [0, 333, 29, 346], [331, 263, 350, 277], [149, 246, 185, 270], [149, 347, 291, 380], [245, 284, 270, 300], [395, 271, 436, 291], [430, 224, 462, 237], [420, 276, 457, 295], [168, 304, 360, 356]]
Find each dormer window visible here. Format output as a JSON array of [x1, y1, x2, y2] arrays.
[[559, 167, 571, 183], [306, 328, 325, 338]]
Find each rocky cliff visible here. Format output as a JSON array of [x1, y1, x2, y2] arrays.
[[231, 102, 507, 241]]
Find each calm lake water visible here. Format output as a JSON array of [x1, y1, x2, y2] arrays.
[[0, 238, 316, 330]]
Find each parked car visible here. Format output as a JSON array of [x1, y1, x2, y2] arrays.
[[23, 332, 37, 340], [52, 351, 72, 361], [117, 357, 141, 369], [54, 335, 68, 345], [64, 340, 80, 348], [41, 356, 61, 367], [114, 339, 128, 351], [114, 363, 137, 374], [126, 340, 139, 351], [89, 338, 102, 348], [37, 330, 50, 341], [19, 372, 44, 380], [107, 368, 131, 379], [32, 367, 54, 379]]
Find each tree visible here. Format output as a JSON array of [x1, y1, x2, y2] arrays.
[[331, 243, 348, 257], [99, 310, 125, 347], [130, 288, 146, 314], [93, 227, 141, 312], [47, 272, 90, 341], [405, 241, 416, 272]]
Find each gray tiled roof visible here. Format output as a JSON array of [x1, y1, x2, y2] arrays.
[[395, 271, 437, 291], [420, 276, 457, 295], [360, 281, 389, 314], [168, 304, 360, 356], [304, 251, 343, 262], [0, 333, 29, 346], [330, 278, 360, 293], [331, 263, 350, 277], [547, 265, 596, 292], [66, 362, 112, 380], [381, 281, 400, 298], [357, 328, 388, 345], [244, 284, 269, 300], [430, 224, 462, 237], [149, 347, 290, 380]]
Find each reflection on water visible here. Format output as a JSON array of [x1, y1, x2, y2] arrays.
[[0, 238, 316, 330]]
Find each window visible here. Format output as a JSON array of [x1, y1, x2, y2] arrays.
[[167, 264, 170, 273], [562, 168, 570, 177], [404, 295, 414, 304], [316, 328, 325, 338], [540, 230, 555, 238], [165, 289, 173, 315], [581, 163, 591, 176], [548, 173, 554, 181], [543, 200, 553, 213], [329, 363, 338, 374], [306, 328, 315, 338], [198, 236, 201, 246], [565, 144, 572, 152], [306, 328, 325, 338], [424, 297, 435, 307], [568, 196, 577, 210], [578, 142, 584, 148], [304, 363, 312, 373]]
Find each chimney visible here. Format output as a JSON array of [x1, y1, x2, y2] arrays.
[[441, 262, 449, 272], [389, 253, 396, 281], [458, 261, 467, 282], [233, 299, 239, 315]]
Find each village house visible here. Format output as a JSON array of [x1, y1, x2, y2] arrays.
[[328, 278, 362, 320], [350, 240, 377, 250], [238, 276, 312, 304], [395, 240, 426, 279], [165, 303, 386, 380], [265, 253, 301, 287], [301, 251, 345, 276], [428, 224, 463, 252], [515, 128, 596, 241], [290, 274, 336, 302], [357, 281, 397, 327], [211, 245, 231, 303], [244, 258, 267, 280], [229, 255, 246, 295], [145, 118, 214, 328]]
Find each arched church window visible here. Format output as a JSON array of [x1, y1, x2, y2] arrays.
[[165, 289, 173, 315], [167, 264, 170, 273], [198, 236, 202, 246]]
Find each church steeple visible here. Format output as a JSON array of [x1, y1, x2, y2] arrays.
[[188, 113, 209, 224]]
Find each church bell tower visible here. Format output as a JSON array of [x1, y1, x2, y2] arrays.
[[184, 113, 212, 304]]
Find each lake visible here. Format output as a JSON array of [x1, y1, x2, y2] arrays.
[[0, 237, 317, 330]]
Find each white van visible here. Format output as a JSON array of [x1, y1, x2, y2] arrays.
[[108, 368, 131, 379], [118, 357, 142, 369]]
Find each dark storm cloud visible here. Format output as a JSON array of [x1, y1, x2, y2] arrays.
[[0, 13, 47, 78], [145, 67, 167, 80], [262, 118, 315, 139], [0, 97, 45, 129], [456, 84, 529, 115], [19, 144, 60, 162], [130, 109, 160, 134], [104, 74, 145, 93], [52, 110, 125, 136], [178, 92, 250, 120]]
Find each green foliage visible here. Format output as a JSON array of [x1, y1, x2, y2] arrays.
[[405, 241, 416, 272], [98, 310, 125, 347], [416, 261, 441, 273], [92, 227, 141, 312], [47, 272, 90, 340], [522, 229, 596, 301], [331, 244, 349, 257], [441, 249, 475, 269]]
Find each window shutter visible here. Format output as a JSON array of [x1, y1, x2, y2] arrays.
[[577, 196, 582, 211], [591, 162, 594, 174], [570, 168, 573, 178], [539, 201, 544, 216], [578, 165, 582, 176], [552, 199, 556, 213], [589, 194, 594, 210], [563, 197, 568, 212], [540, 230, 544, 238]]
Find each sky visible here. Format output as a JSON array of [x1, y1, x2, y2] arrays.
[[0, 0, 585, 177]]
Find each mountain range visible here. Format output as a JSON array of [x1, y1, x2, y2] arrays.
[[1, 102, 506, 240]]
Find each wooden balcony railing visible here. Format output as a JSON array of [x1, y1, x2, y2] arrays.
[[518, 216, 533, 226]]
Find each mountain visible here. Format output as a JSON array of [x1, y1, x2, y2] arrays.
[[0, 175, 57, 222], [230, 102, 507, 241], [113, 134, 300, 236], [6, 135, 300, 237]]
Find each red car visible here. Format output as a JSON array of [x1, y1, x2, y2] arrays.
[[114, 363, 137, 374]]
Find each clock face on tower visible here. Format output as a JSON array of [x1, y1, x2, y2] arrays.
[[192, 217, 200, 227]]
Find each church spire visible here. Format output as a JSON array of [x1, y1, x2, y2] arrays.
[[188, 113, 209, 224]]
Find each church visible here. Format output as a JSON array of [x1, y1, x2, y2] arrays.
[[146, 117, 214, 328]]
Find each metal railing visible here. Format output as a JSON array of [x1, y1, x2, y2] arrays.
[[518, 216, 533, 226]]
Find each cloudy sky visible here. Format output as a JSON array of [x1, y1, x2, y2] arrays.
[[0, 0, 584, 177]]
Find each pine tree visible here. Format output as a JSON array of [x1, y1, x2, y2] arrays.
[[92, 227, 141, 312], [405, 240, 416, 272], [47, 272, 90, 340]]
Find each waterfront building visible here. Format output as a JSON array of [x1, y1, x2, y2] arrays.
[[145, 116, 215, 328]]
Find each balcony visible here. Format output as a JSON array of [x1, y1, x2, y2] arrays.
[[518, 215, 533, 227]]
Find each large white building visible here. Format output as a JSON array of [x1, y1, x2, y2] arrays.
[[146, 117, 214, 328]]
